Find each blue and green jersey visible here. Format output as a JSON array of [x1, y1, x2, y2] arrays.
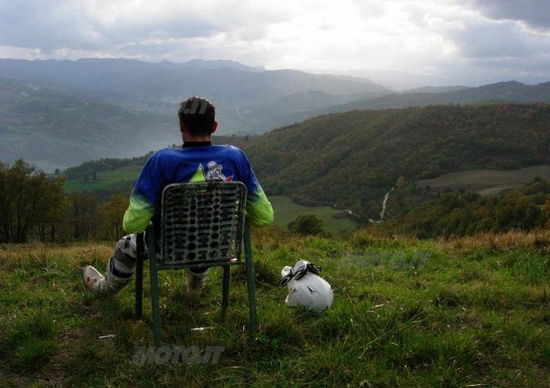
[[123, 144, 274, 233]]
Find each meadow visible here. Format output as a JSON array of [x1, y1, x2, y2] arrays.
[[269, 195, 358, 233], [0, 229, 548, 387], [64, 166, 141, 193], [416, 165, 550, 196]]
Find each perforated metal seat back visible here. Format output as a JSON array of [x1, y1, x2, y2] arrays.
[[160, 182, 247, 267]]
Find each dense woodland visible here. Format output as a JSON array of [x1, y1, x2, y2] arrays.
[[379, 178, 550, 238], [245, 103, 550, 220], [0, 161, 128, 243]]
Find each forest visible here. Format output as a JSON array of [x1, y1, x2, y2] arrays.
[[379, 178, 550, 238], [0, 160, 128, 243]]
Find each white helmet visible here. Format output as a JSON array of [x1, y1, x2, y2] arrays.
[[280, 260, 333, 311]]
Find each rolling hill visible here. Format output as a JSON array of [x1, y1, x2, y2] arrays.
[[0, 78, 178, 170], [244, 103, 550, 220], [0, 58, 389, 136], [63, 104, 550, 222], [278, 81, 550, 124]]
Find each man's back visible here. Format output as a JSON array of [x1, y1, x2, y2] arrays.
[[123, 143, 274, 233]]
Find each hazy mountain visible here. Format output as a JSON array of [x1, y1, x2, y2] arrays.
[[401, 85, 469, 94], [0, 78, 178, 171], [334, 81, 550, 111], [273, 81, 550, 124], [0, 58, 389, 135]]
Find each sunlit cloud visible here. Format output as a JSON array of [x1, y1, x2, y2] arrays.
[[0, 0, 548, 85]]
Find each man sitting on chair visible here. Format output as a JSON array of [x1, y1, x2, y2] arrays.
[[83, 96, 274, 295]]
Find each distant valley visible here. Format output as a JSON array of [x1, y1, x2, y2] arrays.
[[2, 58, 550, 171], [63, 103, 550, 222]]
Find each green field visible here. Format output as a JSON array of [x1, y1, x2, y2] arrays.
[[417, 165, 550, 195], [65, 172, 359, 234], [64, 166, 141, 193], [270, 195, 358, 233], [0, 230, 548, 386]]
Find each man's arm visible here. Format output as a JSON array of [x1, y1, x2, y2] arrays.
[[122, 153, 164, 233], [246, 185, 274, 227], [238, 150, 274, 227]]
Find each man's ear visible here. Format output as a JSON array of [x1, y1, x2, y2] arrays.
[[210, 121, 218, 134], [179, 119, 187, 133]]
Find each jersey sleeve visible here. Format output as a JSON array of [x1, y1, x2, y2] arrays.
[[238, 150, 274, 227], [123, 153, 164, 233]]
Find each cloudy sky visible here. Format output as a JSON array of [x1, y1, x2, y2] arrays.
[[0, 0, 549, 87]]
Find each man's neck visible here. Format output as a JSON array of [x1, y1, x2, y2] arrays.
[[182, 140, 212, 147]]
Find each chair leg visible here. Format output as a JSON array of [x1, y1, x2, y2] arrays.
[[147, 230, 162, 347], [149, 261, 161, 347], [244, 221, 259, 332], [221, 265, 230, 320], [135, 257, 143, 319], [135, 233, 144, 319]]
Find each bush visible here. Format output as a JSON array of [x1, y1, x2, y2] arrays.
[[288, 214, 324, 235]]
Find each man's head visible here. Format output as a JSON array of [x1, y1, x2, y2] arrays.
[[178, 96, 217, 139]]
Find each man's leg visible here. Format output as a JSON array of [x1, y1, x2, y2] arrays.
[[186, 267, 209, 294], [83, 234, 138, 295]]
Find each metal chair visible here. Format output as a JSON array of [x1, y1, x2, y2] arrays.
[[134, 182, 258, 346]]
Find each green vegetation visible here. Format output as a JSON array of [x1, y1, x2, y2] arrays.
[[288, 214, 325, 235], [0, 229, 548, 386], [0, 160, 130, 243], [381, 178, 550, 238], [247, 104, 550, 221], [270, 195, 357, 234], [0, 160, 66, 243], [64, 165, 142, 195], [63, 104, 550, 222], [416, 164, 550, 195]]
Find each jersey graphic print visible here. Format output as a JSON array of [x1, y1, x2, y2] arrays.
[[206, 161, 233, 182]]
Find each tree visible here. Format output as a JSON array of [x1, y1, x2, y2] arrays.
[[288, 214, 324, 235], [98, 193, 128, 240], [0, 160, 66, 243], [68, 192, 99, 240]]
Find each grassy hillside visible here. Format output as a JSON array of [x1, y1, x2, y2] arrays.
[[246, 104, 550, 220], [0, 230, 548, 386], [63, 104, 550, 222], [270, 195, 358, 233]]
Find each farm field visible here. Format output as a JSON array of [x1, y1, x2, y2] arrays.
[[64, 166, 141, 193], [269, 195, 358, 233], [417, 165, 550, 195], [0, 229, 548, 387]]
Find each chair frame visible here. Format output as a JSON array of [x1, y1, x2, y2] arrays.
[[134, 182, 258, 346]]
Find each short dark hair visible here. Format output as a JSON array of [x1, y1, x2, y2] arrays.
[[178, 96, 216, 136]]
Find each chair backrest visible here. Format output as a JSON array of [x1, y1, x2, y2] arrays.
[[159, 181, 247, 268]]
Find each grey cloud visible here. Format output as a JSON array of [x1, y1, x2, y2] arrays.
[[0, 0, 282, 54], [467, 0, 550, 29], [446, 20, 540, 58]]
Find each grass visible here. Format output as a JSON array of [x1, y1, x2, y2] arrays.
[[270, 195, 358, 234], [416, 164, 550, 195], [64, 166, 141, 193], [0, 230, 548, 386]]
